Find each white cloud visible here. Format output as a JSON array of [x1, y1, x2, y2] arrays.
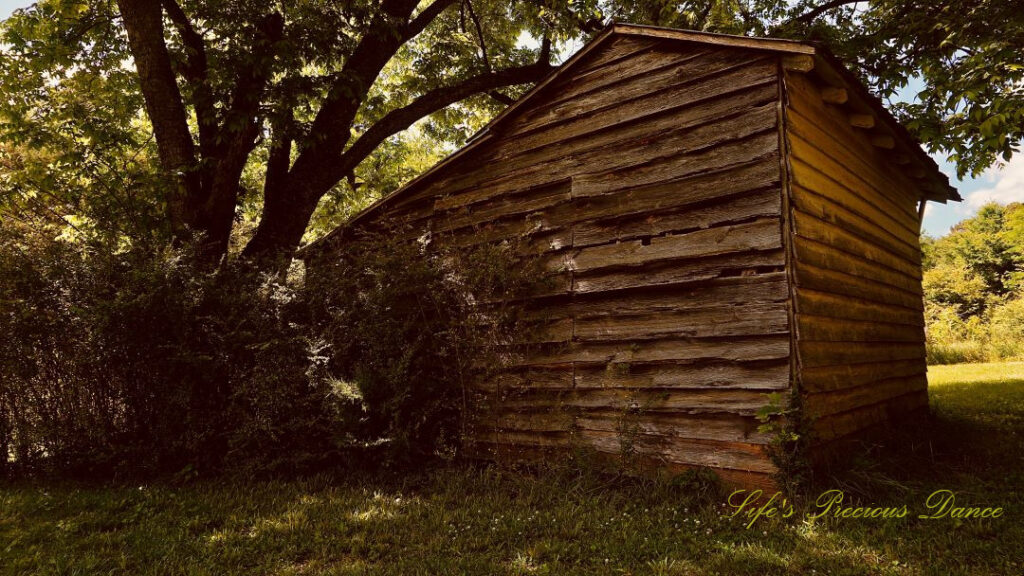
[[965, 154, 1024, 210]]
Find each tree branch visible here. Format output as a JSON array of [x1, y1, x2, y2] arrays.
[[407, 0, 460, 39], [200, 12, 284, 254], [788, 0, 861, 25], [116, 0, 199, 235], [161, 0, 217, 160], [286, 0, 454, 197], [332, 58, 555, 185], [464, 0, 491, 71], [264, 109, 294, 196]]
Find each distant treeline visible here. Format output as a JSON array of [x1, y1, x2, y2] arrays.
[[923, 202, 1024, 364]]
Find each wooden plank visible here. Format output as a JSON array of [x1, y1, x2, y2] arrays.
[[514, 336, 791, 368], [574, 249, 785, 294], [786, 73, 921, 210], [541, 388, 778, 415], [809, 389, 927, 445], [573, 360, 790, 391], [800, 358, 925, 393], [792, 209, 922, 280], [491, 61, 778, 158], [791, 182, 920, 262], [794, 261, 923, 311], [575, 412, 771, 444], [798, 314, 924, 343], [612, 24, 815, 55], [798, 341, 924, 368], [789, 156, 920, 243], [568, 273, 789, 317], [787, 131, 920, 231], [574, 303, 789, 342], [793, 236, 922, 295], [572, 125, 779, 197], [547, 157, 781, 230], [475, 367, 574, 391], [578, 429, 775, 473], [433, 96, 781, 213], [569, 219, 782, 273], [796, 288, 924, 326], [567, 36, 662, 76], [538, 46, 716, 113], [806, 375, 927, 421], [514, 50, 769, 132], [573, 187, 781, 248]]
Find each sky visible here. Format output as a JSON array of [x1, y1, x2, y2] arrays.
[[2, 1, 1020, 238]]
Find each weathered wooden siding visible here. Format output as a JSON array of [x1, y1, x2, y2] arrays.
[[782, 70, 928, 457], [338, 37, 792, 488]]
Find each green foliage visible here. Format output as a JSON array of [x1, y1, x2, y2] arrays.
[[922, 202, 1024, 364], [0, 221, 535, 478], [305, 228, 535, 463], [0, 224, 344, 477], [755, 390, 809, 495]]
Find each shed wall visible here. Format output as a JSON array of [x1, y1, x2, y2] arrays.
[[782, 70, 929, 456], [338, 37, 792, 488]]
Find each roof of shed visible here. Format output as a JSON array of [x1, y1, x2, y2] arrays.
[[300, 23, 958, 257]]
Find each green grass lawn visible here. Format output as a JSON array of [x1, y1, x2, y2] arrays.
[[2, 364, 1023, 575]]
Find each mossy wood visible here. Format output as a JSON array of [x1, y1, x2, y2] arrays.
[[302, 24, 958, 490]]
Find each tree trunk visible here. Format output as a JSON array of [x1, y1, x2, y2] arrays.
[[118, 0, 203, 239]]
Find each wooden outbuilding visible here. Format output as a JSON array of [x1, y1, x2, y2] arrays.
[[302, 23, 960, 489]]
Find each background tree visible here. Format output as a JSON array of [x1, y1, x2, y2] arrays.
[[2, 0, 597, 267]]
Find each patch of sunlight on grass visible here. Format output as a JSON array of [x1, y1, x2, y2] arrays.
[[928, 361, 1024, 386]]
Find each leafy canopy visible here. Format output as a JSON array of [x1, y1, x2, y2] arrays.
[[1, 0, 1021, 258]]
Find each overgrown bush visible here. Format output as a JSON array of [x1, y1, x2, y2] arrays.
[[305, 228, 535, 465], [0, 222, 533, 478], [925, 298, 1024, 364]]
